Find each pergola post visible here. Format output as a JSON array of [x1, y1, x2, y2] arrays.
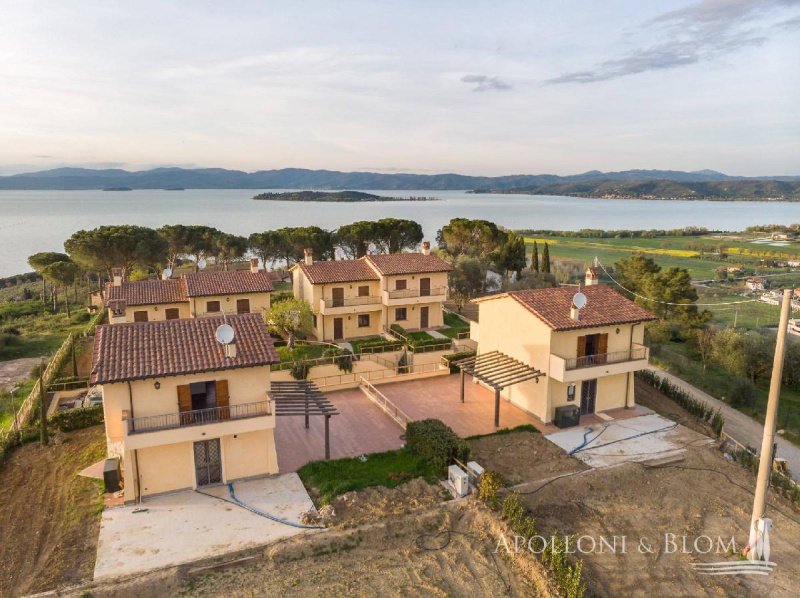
[[494, 387, 500, 428], [304, 388, 310, 429], [460, 370, 465, 403], [324, 414, 331, 460]]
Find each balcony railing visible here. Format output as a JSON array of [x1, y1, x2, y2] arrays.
[[127, 400, 272, 434], [387, 286, 447, 299], [322, 295, 382, 308], [564, 346, 648, 371]]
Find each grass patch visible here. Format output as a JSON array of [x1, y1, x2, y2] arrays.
[[439, 312, 470, 339], [275, 342, 335, 363], [297, 448, 440, 504]]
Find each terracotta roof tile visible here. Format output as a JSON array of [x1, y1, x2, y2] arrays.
[[182, 270, 274, 297], [506, 285, 656, 331], [296, 260, 379, 284], [90, 314, 279, 384], [365, 253, 453, 275], [104, 279, 186, 307]]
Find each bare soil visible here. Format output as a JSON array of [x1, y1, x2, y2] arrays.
[[0, 356, 41, 392], [634, 378, 716, 437], [0, 426, 105, 597], [469, 430, 588, 485]]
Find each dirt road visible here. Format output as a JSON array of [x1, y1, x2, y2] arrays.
[[0, 426, 105, 597], [647, 365, 800, 481]]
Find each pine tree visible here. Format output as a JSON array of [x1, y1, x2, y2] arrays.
[[542, 242, 551, 273], [531, 241, 539, 272]]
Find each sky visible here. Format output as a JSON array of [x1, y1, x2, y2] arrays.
[[0, 0, 798, 177]]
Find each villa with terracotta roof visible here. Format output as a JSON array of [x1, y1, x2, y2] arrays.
[[470, 272, 656, 424], [291, 242, 453, 341], [104, 258, 274, 324], [91, 313, 280, 503]]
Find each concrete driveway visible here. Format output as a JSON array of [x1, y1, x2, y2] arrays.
[[647, 366, 800, 481], [94, 473, 316, 581]]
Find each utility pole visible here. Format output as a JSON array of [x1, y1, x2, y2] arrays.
[[749, 289, 792, 556], [39, 358, 49, 445]]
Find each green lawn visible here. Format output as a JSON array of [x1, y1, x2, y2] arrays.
[[297, 448, 440, 504], [0, 299, 90, 361], [438, 311, 470, 339], [275, 342, 337, 364], [0, 377, 37, 430], [652, 341, 800, 445]]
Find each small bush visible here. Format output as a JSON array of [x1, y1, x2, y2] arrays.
[[70, 311, 92, 324], [1, 326, 21, 335], [405, 418, 470, 473], [49, 405, 104, 432], [477, 470, 502, 509], [291, 361, 310, 380], [728, 378, 757, 409], [336, 349, 354, 373], [442, 350, 476, 373]]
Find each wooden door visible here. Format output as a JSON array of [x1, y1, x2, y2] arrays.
[[215, 379, 230, 419], [420, 277, 431, 297], [333, 317, 344, 340], [194, 439, 222, 486], [177, 384, 192, 425], [332, 287, 345, 307], [596, 333, 608, 364], [580, 379, 597, 415], [420, 306, 429, 328]]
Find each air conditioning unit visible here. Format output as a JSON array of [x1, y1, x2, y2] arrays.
[[448, 464, 469, 498], [554, 405, 581, 428]]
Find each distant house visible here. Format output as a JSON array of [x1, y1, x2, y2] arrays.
[[771, 232, 796, 241], [745, 277, 767, 291], [91, 314, 280, 503], [291, 242, 453, 341], [104, 258, 274, 324], [471, 281, 656, 424]]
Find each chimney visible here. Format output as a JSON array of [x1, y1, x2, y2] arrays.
[[421, 241, 431, 256], [249, 257, 260, 273], [585, 267, 599, 286], [570, 306, 581, 321], [304, 248, 314, 266], [111, 268, 123, 287], [225, 343, 237, 358]]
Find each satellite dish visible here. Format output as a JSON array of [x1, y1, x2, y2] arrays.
[[215, 324, 235, 345], [572, 292, 587, 310], [197, 259, 207, 270]]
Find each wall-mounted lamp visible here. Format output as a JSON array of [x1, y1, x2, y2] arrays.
[[154, 381, 161, 390], [567, 383, 576, 401]]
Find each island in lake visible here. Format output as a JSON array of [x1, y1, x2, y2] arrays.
[[252, 190, 437, 202]]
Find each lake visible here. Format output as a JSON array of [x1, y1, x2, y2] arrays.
[[0, 189, 797, 278]]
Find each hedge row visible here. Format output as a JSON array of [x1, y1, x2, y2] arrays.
[[405, 418, 469, 474], [441, 350, 476, 373], [636, 370, 724, 437], [355, 338, 405, 353], [49, 404, 104, 432], [390, 324, 451, 351]]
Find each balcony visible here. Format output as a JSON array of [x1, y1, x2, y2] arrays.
[[319, 295, 382, 315], [382, 286, 447, 306], [123, 400, 274, 449], [549, 344, 649, 383]]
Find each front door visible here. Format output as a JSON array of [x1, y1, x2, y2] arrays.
[[420, 306, 429, 328], [194, 439, 222, 486], [580, 379, 597, 415], [332, 287, 345, 307], [420, 277, 431, 297], [333, 317, 344, 340]]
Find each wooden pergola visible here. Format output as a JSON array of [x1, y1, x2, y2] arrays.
[[452, 351, 545, 427], [269, 381, 339, 459]]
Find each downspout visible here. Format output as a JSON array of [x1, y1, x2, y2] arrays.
[[625, 323, 640, 408], [321, 284, 325, 340], [133, 449, 142, 504]]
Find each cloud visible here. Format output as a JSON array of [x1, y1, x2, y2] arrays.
[[548, 0, 800, 84], [460, 74, 512, 92]]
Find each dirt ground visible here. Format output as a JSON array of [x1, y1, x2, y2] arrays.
[[0, 356, 41, 392], [0, 425, 105, 597], [469, 430, 588, 485], [634, 378, 716, 437]]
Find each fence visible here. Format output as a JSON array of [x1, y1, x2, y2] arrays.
[[309, 360, 448, 389], [358, 377, 412, 429], [719, 429, 800, 498]]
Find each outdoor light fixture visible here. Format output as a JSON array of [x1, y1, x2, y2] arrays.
[[567, 383, 576, 401], [154, 381, 161, 390]]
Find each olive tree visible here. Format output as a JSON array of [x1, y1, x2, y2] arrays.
[[265, 297, 313, 349]]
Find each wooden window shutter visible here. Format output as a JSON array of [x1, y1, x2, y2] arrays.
[[215, 379, 230, 419], [597, 333, 609, 364], [177, 384, 192, 425], [577, 335, 586, 358]]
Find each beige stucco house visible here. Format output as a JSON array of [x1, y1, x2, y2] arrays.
[[91, 314, 280, 503], [472, 282, 655, 424], [104, 259, 273, 324], [291, 242, 453, 341]]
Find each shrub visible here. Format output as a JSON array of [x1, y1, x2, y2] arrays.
[[476, 470, 502, 509], [49, 405, 104, 432], [70, 311, 92, 324], [1, 326, 21, 335], [353, 337, 404, 353], [336, 349, 354, 373], [442, 350, 476, 373], [728, 378, 757, 409], [290, 361, 310, 380], [405, 418, 470, 473]]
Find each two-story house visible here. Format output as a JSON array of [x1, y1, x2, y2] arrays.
[[91, 314, 280, 503], [291, 242, 452, 341], [472, 283, 656, 424], [104, 258, 274, 324]]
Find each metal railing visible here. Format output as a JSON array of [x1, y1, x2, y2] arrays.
[[564, 346, 648, 371], [359, 377, 412, 429], [127, 400, 272, 434], [310, 360, 447, 388], [322, 295, 381, 308], [387, 286, 447, 299]]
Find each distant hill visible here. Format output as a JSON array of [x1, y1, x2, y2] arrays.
[[0, 166, 798, 191], [483, 179, 800, 200], [252, 190, 436, 202]]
